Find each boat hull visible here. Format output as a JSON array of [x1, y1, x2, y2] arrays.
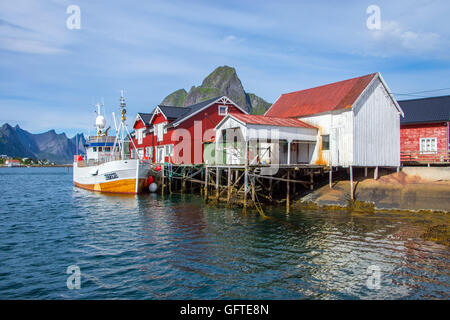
[[73, 159, 150, 194]]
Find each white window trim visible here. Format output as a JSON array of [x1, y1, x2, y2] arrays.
[[137, 129, 143, 144], [218, 105, 228, 116], [420, 137, 437, 154]]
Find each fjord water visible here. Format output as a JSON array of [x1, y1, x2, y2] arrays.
[[0, 167, 448, 299]]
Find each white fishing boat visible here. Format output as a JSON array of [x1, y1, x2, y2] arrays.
[[73, 93, 153, 194]]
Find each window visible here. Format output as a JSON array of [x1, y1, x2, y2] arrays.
[[145, 147, 153, 159], [322, 135, 330, 151], [420, 138, 437, 153], [137, 129, 143, 144], [218, 105, 228, 116], [98, 147, 103, 152], [155, 123, 165, 142], [105, 147, 111, 152], [93, 147, 97, 152]]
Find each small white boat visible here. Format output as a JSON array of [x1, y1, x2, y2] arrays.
[[73, 93, 153, 194]]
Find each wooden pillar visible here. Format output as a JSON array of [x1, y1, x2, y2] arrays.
[[251, 171, 255, 203], [374, 166, 378, 180], [200, 167, 204, 197], [227, 167, 231, 203], [365, 167, 368, 177], [329, 165, 333, 189], [350, 165, 354, 200], [287, 141, 291, 165], [181, 168, 186, 193], [216, 167, 220, 200], [204, 166, 208, 202], [243, 140, 248, 212], [161, 164, 165, 198], [286, 169, 290, 214], [310, 169, 314, 191], [397, 166, 400, 173]]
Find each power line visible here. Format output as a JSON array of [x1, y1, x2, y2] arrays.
[[393, 87, 450, 96]]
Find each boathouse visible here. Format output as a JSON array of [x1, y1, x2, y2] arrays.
[[132, 96, 248, 164], [264, 72, 404, 169], [398, 95, 450, 165], [214, 113, 318, 165]]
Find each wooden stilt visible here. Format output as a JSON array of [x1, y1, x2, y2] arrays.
[[286, 169, 290, 214], [374, 166, 378, 180], [365, 167, 368, 177], [181, 168, 186, 193], [204, 166, 208, 202], [310, 169, 314, 191], [216, 167, 220, 200], [350, 165, 354, 200], [227, 167, 231, 203], [329, 165, 333, 188], [161, 164, 165, 198], [243, 140, 248, 212]]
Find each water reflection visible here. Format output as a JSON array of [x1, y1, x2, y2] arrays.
[[1, 167, 447, 299]]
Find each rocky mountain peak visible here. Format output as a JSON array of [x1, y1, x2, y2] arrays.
[[160, 65, 271, 114]]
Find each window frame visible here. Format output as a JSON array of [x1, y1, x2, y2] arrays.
[[420, 137, 437, 153], [218, 105, 228, 116]]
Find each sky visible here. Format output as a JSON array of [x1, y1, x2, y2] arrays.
[[0, 0, 449, 137]]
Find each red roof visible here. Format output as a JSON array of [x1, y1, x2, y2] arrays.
[[265, 73, 377, 118], [229, 113, 316, 129]]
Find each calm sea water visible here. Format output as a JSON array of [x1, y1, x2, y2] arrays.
[[0, 167, 448, 299]]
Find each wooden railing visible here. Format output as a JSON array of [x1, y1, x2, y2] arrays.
[[401, 150, 450, 164]]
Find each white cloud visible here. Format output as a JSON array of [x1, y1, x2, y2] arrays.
[[367, 20, 440, 55]]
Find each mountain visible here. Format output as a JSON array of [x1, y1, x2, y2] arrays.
[[0, 123, 86, 164], [161, 66, 272, 114]]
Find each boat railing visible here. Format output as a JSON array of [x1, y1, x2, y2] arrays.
[[74, 154, 139, 167]]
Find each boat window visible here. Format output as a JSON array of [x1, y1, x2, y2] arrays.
[[105, 147, 111, 152], [93, 147, 97, 152], [98, 147, 103, 152]]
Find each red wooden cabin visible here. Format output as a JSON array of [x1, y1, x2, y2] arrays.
[[398, 96, 450, 164], [132, 96, 248, 164]]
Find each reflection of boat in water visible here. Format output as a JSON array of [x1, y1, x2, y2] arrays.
[[73, 93, 154, 194]]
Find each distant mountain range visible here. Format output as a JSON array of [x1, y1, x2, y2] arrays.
[[0, 123, 85, 164], [161, 66, 272, 115]]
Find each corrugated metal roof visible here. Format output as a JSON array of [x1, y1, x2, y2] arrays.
[[398, 95, 450, 124], [230, 113, 316, 129], [265, 73, 377, 118]]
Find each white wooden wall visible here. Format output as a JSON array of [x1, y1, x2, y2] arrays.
[[352, 77, 401, 167]]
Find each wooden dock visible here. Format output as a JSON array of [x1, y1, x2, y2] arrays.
[[156, 163, 329, 215]]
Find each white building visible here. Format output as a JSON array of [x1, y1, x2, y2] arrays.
[[215, 73, 404, 169], [265, 72, 404, 168]]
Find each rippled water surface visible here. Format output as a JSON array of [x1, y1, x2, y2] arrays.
[[0, 167, 448, 299]]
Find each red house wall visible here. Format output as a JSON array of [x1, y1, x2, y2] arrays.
[[132, 102, 245, 164], [400, 122, 448, 152]]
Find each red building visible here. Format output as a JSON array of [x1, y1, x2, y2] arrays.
[[132, 96, 247, 164], [398, 95, 450, 164]]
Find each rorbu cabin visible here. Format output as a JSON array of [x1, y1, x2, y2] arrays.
[[132, 96, 248, 164], [398, 95, 450, 165], [264, 72, 404, 169]]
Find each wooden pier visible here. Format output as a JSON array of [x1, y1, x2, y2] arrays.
[[156, 163, 328, 214]]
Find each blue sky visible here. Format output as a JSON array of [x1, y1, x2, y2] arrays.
[[0, 0, 449, 137]]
